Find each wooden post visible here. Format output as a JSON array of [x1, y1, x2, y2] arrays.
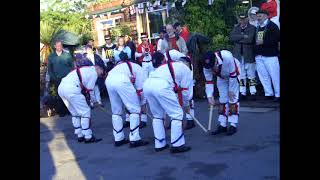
[[146, 10, 151, 42]]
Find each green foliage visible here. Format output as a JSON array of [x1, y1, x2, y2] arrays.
[[110, 24, 131, 41], [169, 0, 236, 51], [79, 33, 94, 45], [234, 1, 250, 17], [41, 10, 91, 36]]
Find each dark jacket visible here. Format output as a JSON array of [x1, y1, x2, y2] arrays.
[[126, 40, 136, 63], [48, 51, 74, 81], [82, 54, 107, 91], [93, 54, 107, 72], [230, 23, 256, 63], [255, 20, 280, 57]]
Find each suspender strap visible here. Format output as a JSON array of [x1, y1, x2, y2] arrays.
[[206, 81, 214, 84], [166, 50, 183, 107], [125, 61, 136, 84]]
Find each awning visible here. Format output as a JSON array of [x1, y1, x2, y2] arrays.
[[89, 5, 123, 15], [51, 30, 80, 46], [88, 0, 149, 15]]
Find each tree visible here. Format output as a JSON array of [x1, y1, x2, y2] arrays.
[[166, 0, 238, 98], [40, 21, 61, 64]]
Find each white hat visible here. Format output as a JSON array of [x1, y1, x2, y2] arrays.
[[251, 10, 257, 14], [248, 7, 259, 15]]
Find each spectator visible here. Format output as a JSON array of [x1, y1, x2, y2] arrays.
[[100, 35, 116, 66], [260, 0, 280, 28], [125, 35, 137, 63], [255, 10, 280, 102], [165, 24, 188, 55], [230, 13, 257, 100], [86, 38, 98, 54], [156, 29, 169, 54], [248, 7, 259, 27], [84, 45, 108, 106], [135, 32, 154, 77], [113, 36, 132, 63], [47, 40, 74, 116], [173, 22, 190, 43]]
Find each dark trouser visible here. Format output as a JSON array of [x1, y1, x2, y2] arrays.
[[97, 77, 107, 98], [50, 79, 69, 115]]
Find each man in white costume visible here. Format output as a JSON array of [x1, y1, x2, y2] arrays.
[[143, 51, 192, 153], [105, 51, 149, 148], [203, 50, 241, 136], [58, 65, 104, 143]]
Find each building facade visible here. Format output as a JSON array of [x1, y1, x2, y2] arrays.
[[88, 0, 169, 46]]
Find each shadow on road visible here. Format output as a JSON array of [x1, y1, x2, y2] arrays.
[[40, 122, 56, 180]]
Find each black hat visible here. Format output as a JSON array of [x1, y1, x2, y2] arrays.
[[203, 51, 215, 69], [173, 22, 181, 29], [160, 29, 167, 34], [239, 13, 247, 19], [104, 35, 111, 40], [119, 35, 125, 38], [256, 9, 269, 16], [152, 51, 165, 68], [141, 33, 147, 38]]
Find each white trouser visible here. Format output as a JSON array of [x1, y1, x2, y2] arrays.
[[239, 57, 257, 95], [185, 80, 194, 121], [255, 55, 280, 97], [58, 84, 92, 139], [91, 85, 101, 104], [125, 112, 147, 123], [217, 77, 240, 127], [143, 78, 185, 148], [106, 74, 141, 142], [142, 61, 154, 78]]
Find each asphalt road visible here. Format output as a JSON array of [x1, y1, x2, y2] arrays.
[[40, 99, 280, 180]]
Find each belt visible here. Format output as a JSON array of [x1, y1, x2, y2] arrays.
[[143, 60, 151, 62]]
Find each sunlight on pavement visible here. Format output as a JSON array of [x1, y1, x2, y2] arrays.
[[45, 123, 86, 180]]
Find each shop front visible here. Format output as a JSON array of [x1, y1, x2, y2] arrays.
[[88, 0, 169, 46]]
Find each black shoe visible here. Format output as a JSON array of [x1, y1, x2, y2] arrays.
[[84, 136, 102, 143], [170, 145, 191, 154], [266, 96, 274, 100], [139, 121, 147, 129], [114, 139, 129, 147], [226, 126, 237, 136], [184, 120, 195, 130], [129, 140, 149, 148], [77, 137, 85, 143], [248, 94, 256, 101], [211, 125, 227, 135], [155, 144, 169, 152], [273, 97, 280, 102], [239, 94, 247, 101], [123, 121, 130, 128], [59, 113, 67, 117]]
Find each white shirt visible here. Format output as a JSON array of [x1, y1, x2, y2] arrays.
[[258, 19, 269, 28], [157, 38, 169, 54], [87, 53, 95, 65], [108, 62, 145, 91], [149, 61, 192, 106], [60, 66, 98, 98]]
